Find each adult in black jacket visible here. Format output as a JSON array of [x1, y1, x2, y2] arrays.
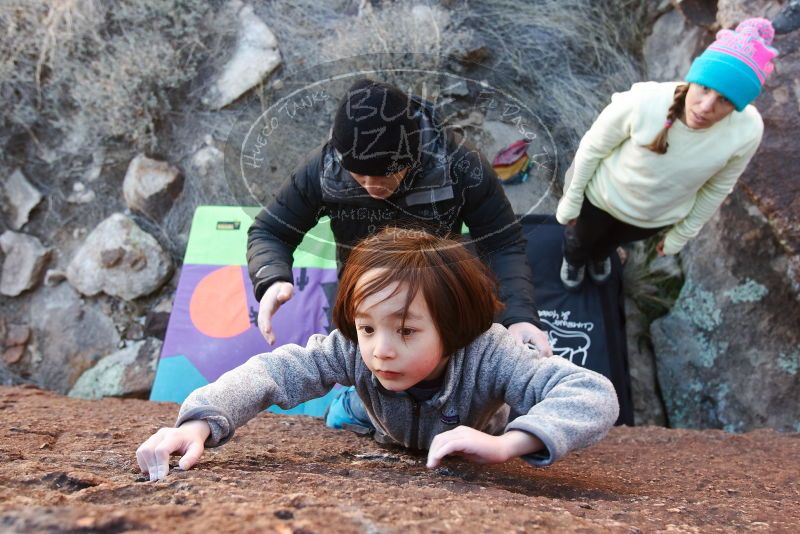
[[247, 79, 551, 356]]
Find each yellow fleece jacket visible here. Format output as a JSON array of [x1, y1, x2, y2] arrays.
[[555, 81, 763, 255]]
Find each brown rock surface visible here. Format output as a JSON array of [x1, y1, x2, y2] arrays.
[[1, 386, 798, 533]]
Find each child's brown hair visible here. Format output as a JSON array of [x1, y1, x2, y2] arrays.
[[332, 227, 504, 356]]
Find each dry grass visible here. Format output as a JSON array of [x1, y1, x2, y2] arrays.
[[257, 0, 649, 178], [0, 0, 215, 155], [463, 0, 650, 174]]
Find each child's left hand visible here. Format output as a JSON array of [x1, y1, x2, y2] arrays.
[[426, 427, 544, 468]]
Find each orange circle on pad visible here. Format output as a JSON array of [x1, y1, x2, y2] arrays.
[[190, 265, 251, 338]]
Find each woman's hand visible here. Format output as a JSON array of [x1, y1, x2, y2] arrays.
[[427, 427, 544, 468], [136, 420, 211, 481], [656, 238, 666, 257]]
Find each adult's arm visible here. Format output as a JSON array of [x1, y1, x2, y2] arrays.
[[555, 88, 636, 224], [662, 122, 763, 255], [456, 145, 542, 328], [247, 150, 325, 301]]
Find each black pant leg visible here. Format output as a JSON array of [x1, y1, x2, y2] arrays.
[[563, 198, 617, 265], [592, 217, 668, 261]]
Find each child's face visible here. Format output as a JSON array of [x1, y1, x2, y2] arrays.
[[354, 269, 448, 391]]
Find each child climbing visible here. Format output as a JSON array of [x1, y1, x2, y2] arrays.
[[136, 227, 619, 481], [556, 18, 778, 290]]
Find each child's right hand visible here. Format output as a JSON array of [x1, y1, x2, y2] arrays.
[[135, 419, 211, 481]]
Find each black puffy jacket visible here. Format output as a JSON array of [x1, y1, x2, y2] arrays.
[[247, 99, 541, 328]]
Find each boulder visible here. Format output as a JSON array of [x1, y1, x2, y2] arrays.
[[0, 361, 31, 386], [643, 8, 705, 81], [68, 338, 162, 400], [43, 269, 67, 287], [3, 387, 800, 532], [26, 283, 120, 394], [122, 155, 184, 221], [3, 324, 31, 365], [190, 142, 224, 179], [625, 298, 667, 426], [651, 188, 800, 432], [66, 181, 96, 204], [716, 0, 783, 29], [203, 2, 282, 109], [3, 168, 42, 230], [0, 231, 51, 297], [143, 296, 173, 340], [773, 0, 800, 34], [739, 29, 800, 293], [66, 213, 173, 301], [640, 0, 800, 434], [672, 0, 718, 27]]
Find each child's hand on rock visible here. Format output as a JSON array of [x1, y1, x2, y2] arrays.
[[136, 420, 211, 481], [427, 426, 544, 469]]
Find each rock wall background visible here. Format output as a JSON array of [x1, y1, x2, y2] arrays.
[[1, 0, 798, 431], [634, 0, 800, 431]]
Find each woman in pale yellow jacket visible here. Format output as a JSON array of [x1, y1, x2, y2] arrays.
[[557, 18, 778, 290]]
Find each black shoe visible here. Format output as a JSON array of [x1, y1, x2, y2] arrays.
[[560, 257, 585, 290], [588, 257, 612, 285]]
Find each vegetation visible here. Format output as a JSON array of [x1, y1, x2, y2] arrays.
[[0, 0, 217, 155]]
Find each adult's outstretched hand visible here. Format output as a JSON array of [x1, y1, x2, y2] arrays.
[[258, 281, 294, 345]]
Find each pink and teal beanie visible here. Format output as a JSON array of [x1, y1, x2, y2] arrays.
[[686, 18, 779, 111]]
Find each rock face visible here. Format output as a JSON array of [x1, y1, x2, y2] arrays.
[[3, 324, 31, 365], [716, 0, 783, 29], [203, 2, 282, 109], [0, 363, 31, 386], [1, 386, 798, 532], [624, 297, 667, 426], [739, 29, 800, 292], [68, 338, 162, 400], [673, 0, 717, 27], [122, 155, 184, 221], [651, 189, 800, 432], [66, 213, 173, 301], [0, 231, 51, 297], [639, 0, 800, 433], [66, 181, 96, 205], [26, 283, 121, 394], [642, 8, 705, 81], [3, 168, 42, 230]]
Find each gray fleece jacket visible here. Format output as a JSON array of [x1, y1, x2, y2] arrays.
[[176, 324, 619, 466]]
